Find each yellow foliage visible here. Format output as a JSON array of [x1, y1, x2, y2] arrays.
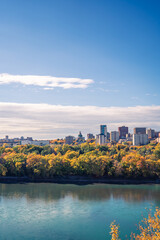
[[110, 221, 120, 240], [110, 207, 160, 240]]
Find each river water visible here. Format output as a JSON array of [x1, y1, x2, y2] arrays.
[[0, 183, 160, 240]]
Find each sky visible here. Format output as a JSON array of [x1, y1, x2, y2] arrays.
[[0, 0, 160, 139]]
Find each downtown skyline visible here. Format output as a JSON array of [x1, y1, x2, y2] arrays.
[[0, 0, 160, 138]]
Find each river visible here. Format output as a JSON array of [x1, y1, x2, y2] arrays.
[[0, 183, 160, 240]]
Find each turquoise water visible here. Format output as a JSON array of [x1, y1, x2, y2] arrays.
[[0, 183, 160, 240]]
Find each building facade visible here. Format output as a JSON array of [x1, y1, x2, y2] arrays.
[[87, 133, 95, 140], [110, 131, 119, 142], [133, 134, 148, 146], [133, 128, 146, 134], [146, 128, 155, 139], [96, 134, 106, 145], [65, 136, 74, 145], [21, 140, 50, 146], [118, 126, 128, 139], [100, 125, 107, 137]]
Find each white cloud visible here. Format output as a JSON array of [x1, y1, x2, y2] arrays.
[[0, 73, 94, 89], [0, 102, 160, 139]]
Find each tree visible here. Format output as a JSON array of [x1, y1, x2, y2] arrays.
[[110, 207, 160, 240]]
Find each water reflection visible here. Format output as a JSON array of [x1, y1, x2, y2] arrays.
[[0, 183, 160, 204]]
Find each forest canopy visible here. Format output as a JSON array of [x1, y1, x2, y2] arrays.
[[0, 142, 160, 178]]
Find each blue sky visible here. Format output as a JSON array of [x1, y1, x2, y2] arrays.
[[0, 0, 160, 138]]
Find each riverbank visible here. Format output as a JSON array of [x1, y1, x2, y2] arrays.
[[0, 176, 160, 184]]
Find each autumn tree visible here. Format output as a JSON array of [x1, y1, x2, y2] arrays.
[[110, 207, 160, 240]]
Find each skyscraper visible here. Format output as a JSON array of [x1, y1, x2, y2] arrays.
[[133, 128, 146, 134], [110, 131, 119, 142], [118, 126, 128, 139], [100, 125, 107, 137]]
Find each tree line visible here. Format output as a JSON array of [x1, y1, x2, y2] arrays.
[[0, 142, 160, 178]]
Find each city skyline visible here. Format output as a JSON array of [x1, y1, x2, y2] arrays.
[[0, 0, 160, 138], [0, 121, 159, 140]]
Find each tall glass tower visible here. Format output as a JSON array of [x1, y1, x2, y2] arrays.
[[100, 125, 107, 137]]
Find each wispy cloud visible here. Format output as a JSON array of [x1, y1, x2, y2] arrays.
[[0, 73, 94, 89], [145, 93, 158, 97], [98, 88, 119, 93], [131, 96, 139, 100], [0, 102, 160, 139]]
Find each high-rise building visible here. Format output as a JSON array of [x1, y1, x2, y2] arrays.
[[133, 134, 148, 146], [118, 126, 128, 139], [146, 128, 155, 139], [133, 128, 146, 134], [100, 125, 107, 137], [5, 135, 9, 140], [65, 136, 74, 145], [96, 134, 106, 145], [107, 132, 110, 141], [110, 131, 119, 142], [87, 133, 95, 140]]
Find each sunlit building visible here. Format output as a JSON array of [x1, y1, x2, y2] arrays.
[[133, 134, 148, 146]]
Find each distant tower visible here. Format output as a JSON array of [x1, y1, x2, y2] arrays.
[[146, 128, 155, 139], [77, 131, 85, 142], [133, 128, 146, 134], [5, 135, 9, 140], [110, 131, 119, 142], [100, 125, 107, 137], [118, 126, 128, 139], [78, 131, 83, 138]]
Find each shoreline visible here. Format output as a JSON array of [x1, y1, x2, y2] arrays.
[[0, 176, 160, 185]]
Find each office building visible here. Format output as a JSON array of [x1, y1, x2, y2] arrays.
[[21, 140, 50, 146], [110, 131, 119, 142], [96, 134, 106, 145], [133, 134, 148, 146], [107, 132, 110, 141], [133, 128, 146, 134], [118, 126, 128, 139], [100, 125, 107, 137], [65, 136, 74, 145], [5, 135, 9, 140], [146, 128, 155, 139]]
